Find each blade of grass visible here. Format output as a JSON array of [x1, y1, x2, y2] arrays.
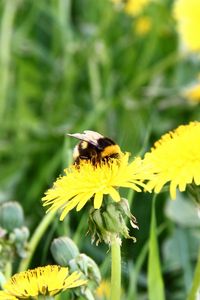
[[0, 0, 20, 119], [18, 211, 56, 272], [187, 250, 200, 300], [127, 223, 166, 300]]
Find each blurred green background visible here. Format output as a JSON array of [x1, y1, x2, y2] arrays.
[[0, 0, 200, 299]]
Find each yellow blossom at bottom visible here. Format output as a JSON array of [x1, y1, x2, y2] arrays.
[[42, 152, 149, 220], [0, 265, 87, 299], [143, 122, 200, 199]]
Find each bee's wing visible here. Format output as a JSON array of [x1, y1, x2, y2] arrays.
[[68, 130, 104, 147]]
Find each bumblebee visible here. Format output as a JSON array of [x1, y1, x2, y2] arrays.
[[68, 130, 122, 165]]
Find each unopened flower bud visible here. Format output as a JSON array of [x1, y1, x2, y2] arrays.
[[51, 237, 80, 266], [102, 203, 123, 233], [89, 209, 111, 244], [69, 253, 101, 285], [118, 198, 139, 229], [9, 227, 29, 258], [89, 198, 138, 244], [0, 202, 24, 232], [68, 253, 100, 300]]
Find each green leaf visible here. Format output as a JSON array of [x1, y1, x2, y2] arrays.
[[148, 196, 165, 300], [165, 192, 200, 227]]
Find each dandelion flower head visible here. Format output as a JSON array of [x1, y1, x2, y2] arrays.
[[42, 130, 148, 220], [173, 0, 200, 52], [143, 122, 200, 199], [0, 265, 86, 299]]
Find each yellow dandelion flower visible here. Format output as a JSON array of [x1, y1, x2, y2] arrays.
[[143, 122, 200, 199], [134, 16, 152, 35], [96, 280, 110, 299], [173, 0, 200, 52], [42, 152, 148, 220], [0, 292, 18, 300], [0, 265, 87, 299], [184, 82, 200, 103], [125, 0, 150, 16]]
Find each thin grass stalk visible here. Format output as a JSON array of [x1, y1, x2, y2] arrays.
[[18, 211, 56, 272], [4, 261, 12, 280], [0, 0, 20, 119], [187, 250, 200, 300]]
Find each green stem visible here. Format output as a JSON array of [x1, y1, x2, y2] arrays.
[[127, 223, 166, 300], [88, 57, 102, 105], [187, 249, 200, 300], [0, 271, 6, 288], [4, 261, 12, 280], [110, 235, 121, 300], [0, 0, 19, 119], [18, 211, 56, 272]]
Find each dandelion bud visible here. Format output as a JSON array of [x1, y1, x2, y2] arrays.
[[89, 198, 138, 244], [0, 202, 24, 232], [102, 203, 123, 232], [89, 208, 112, 244], [67, 253, 100, 300], [51, 237, 80, 266], [9, 227, 29, 258], [9, 227, 29, 245], [69, 253, 101, 285], [118, 198, 139, 229]]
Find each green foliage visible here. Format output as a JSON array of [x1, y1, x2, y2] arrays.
[[0, 0, 200, 299]]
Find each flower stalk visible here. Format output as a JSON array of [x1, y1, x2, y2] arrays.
[[4, 261, 12, 281], [110, 234, 121, 300], [18, 211, 56, 272]]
